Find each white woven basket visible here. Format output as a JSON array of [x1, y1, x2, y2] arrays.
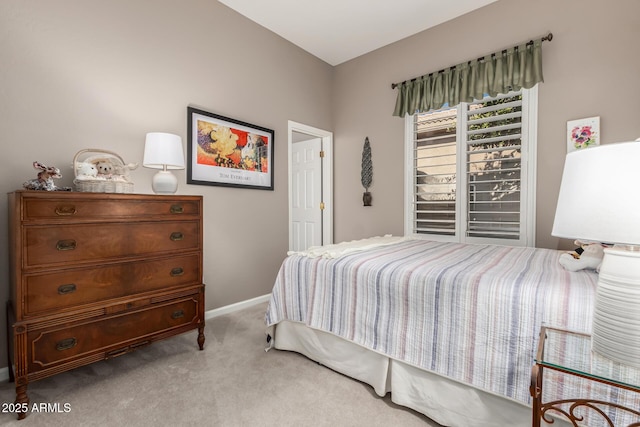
[[73, 149, 138, 193]]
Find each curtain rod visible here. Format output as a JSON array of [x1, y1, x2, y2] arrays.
[[390, 32, 553, 90]]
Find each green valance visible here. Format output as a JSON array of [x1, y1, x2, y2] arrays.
[[392, 36, 549, 117]]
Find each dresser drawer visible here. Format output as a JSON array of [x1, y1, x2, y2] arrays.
[[24, 221, 200, 268], [22, 253, 201, 316], [26, 294, 201, 372], [22, 197, 200, 222]]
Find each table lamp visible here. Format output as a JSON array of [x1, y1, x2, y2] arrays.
[[552, 140, 640, 369], [143, 132, 185, 194]]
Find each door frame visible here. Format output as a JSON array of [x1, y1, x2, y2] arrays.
[[288, 121, 333, 251]]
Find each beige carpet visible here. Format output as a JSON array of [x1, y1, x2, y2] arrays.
[[0, 302, 440, 426]]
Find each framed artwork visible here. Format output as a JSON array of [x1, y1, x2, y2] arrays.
[[567, 116, 600, 152], [187, 107, 274, 190]]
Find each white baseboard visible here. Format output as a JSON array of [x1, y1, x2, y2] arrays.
[[204, 293, 271, 320], [0, 294, 272, 384]]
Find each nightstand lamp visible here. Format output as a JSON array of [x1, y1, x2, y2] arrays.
[[552, 140, 640, 369], [143, 132, 185, 194]]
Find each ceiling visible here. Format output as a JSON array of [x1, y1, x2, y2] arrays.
[[218, 0, 498, 66]]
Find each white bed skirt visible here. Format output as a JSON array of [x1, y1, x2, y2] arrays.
[[269, 321, 566, 427]]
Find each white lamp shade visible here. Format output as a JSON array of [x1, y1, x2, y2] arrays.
[[552, 141, 640, 245], [143, 132, 185, 170]]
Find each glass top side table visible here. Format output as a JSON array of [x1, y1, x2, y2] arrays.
[[530, 326, 640, 427]]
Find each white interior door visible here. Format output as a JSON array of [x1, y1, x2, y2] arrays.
[[291, 137, 322, 251], [288, 121, 333, 252]]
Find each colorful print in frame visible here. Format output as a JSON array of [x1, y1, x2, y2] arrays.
[[566, 116, 600, 152], [187, 107, 274, 190]]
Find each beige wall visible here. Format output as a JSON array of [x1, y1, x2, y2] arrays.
[[1, 0, 639, 370], [331, 0, 640, 248], [0, 0, 332, 368]]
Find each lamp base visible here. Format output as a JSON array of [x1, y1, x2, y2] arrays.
[[591, 247, 640, 369], [152, 170, 178, 194]]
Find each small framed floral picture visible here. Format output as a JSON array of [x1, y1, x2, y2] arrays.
[[567, 116, 600, 152]]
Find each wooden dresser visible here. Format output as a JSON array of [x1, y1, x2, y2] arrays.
[[7, 191, 205, 419]]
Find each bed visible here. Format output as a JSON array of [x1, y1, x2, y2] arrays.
[[265, 236, 638, 426]]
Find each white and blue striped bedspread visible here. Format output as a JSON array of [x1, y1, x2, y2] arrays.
[[266, 239, 598, 405]]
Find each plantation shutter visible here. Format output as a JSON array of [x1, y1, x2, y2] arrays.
[[412, 107, 458, 236], [410, 90, 529, 244], [465, 93, 522, 240]]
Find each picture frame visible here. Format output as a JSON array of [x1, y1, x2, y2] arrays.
[[187, 107, 274, 190], [566, 116, 600, 152]]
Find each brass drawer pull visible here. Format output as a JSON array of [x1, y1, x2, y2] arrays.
[[170, 267, 184, 276], [106, 348, 128, 358], [57, 283, 77, 295], [56, 337, 77, 351], [171, 309, 185, 319], [170, 232, 183, 241], [55, 205, 77, 216], [170, 204, 184, 214], [56, 239, 77, 251]]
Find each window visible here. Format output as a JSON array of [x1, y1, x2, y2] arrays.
[[404, 87, 537, 246]]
